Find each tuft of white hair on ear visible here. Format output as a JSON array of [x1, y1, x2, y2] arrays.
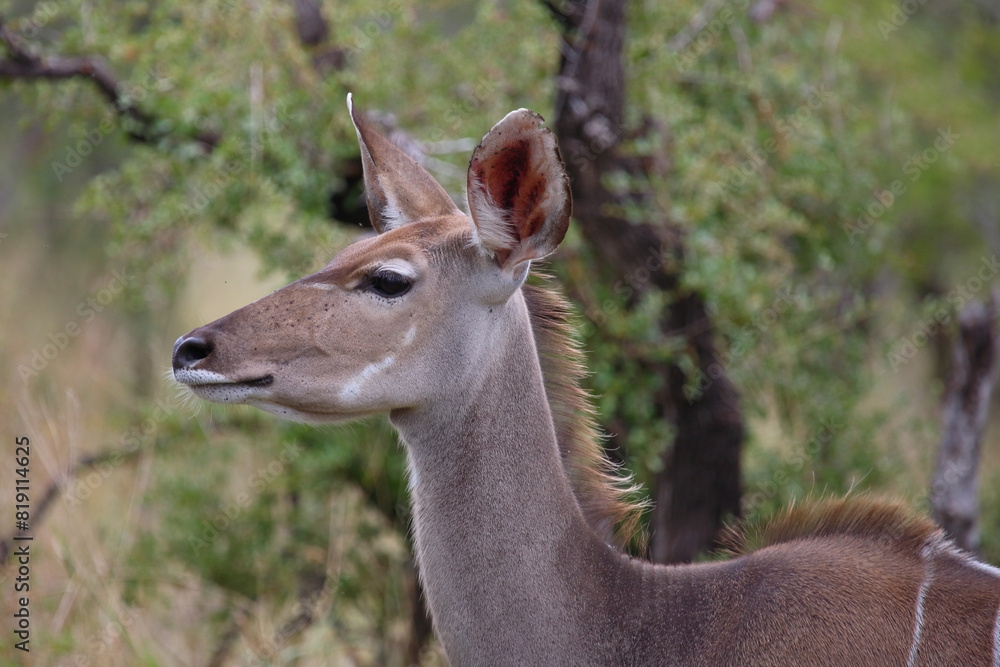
[[466, 176, 519, 257], [379, 201, 408, 232]]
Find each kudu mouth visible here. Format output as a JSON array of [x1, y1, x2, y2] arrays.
[[172, 333, 274, 389]]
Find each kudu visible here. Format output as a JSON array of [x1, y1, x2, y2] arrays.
[[173, 96, 1000, 665]]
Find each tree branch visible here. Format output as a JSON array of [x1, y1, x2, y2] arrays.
[[540, 0, 576, 30], [0, 16, 218, 150], [0, 445, 142, 563]]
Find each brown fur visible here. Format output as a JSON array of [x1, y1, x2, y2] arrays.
[[721, 494, 943, 557], [523, 279, 648, 549]]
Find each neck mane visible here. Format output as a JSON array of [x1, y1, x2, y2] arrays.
[[720, 494, 942, 556], [522, 278, 646, 550]]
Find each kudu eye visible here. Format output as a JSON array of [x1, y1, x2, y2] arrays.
[[369, 270, 411, 298]]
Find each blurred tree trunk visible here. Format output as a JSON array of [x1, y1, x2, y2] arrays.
[[548, 0, 744, 563], [931, 294, 999, 553], [290, 0, 346, 72]]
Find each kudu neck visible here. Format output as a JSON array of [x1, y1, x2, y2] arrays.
[[389, 289, 629, 662], [391, 289, 576, 492]]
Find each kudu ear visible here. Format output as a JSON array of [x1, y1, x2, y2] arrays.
[[348, 94, 459, 233], [467, 109, 571, 271]]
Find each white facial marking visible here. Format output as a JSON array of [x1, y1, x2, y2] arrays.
[[404, 325, 417, 346], [339, 355, 395, 402], [907, 542, 936, 667], [173, 368, 232, 385], [301, 282, 337, 291], [378, 259, 418, 280]]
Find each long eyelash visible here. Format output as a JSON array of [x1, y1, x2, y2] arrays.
[[368, 269, 411, 297]]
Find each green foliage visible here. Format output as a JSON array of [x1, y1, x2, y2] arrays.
[[5, 0, 1000, 660], [558, 0, 998, 554], [553, 2, 898, 520], [125, 407, 413, 655]]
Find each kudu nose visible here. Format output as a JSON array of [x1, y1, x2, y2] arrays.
[[172, 335, 214, 371]]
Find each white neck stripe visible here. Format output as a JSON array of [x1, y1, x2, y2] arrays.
[[992, 598, 1000, 667], [908, 543, 936, 667]]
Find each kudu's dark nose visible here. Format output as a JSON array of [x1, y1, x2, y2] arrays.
[[172, 335, 214, 371]]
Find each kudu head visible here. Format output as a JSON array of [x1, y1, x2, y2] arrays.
[[172, 96, 571, 423]]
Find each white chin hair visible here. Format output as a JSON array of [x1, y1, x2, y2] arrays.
[[173, 368, 232, 385], [175, 369, 262, 405], [191, 383, 259, 405], [248, 400, 368, 424]]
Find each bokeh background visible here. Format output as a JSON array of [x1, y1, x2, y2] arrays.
[[1, 0, 999, 664]]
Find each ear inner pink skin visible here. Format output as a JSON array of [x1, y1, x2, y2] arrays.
[[467, 108, 571, 269]]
